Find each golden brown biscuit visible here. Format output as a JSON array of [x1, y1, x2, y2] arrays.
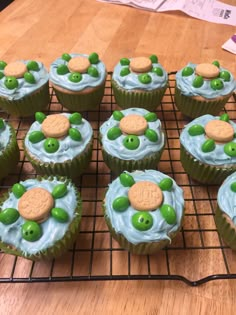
[[205, 120, 234, 143], [130, 57, 152, 73], [68, 56, 90, 73], [42, 114, 70, 138], [119, 115, 148, 135], [195, 63, 220, 79], [4, 61, 27, 78]]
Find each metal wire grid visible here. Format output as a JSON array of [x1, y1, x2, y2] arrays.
[[0, 72, 236, 286]]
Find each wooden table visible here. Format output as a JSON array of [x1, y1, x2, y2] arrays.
[[0, 0, 236, 314]]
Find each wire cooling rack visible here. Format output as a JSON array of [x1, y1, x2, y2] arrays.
[[1, 72, 236, 286]]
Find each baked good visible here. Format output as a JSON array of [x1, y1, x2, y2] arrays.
[[49, 52, 107, 111], [112, 55, 168, 110], [175, 61, 236, 118], [99, 108, 166, 174], [0, 176, 82, 260], [24, 112, 93, 178], [0, 118, 19, 181], [103, 170, 185, 254], [0, 59, 50, 117], [180, 113, 236, 184]]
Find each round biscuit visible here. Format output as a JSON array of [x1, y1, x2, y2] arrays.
[[128, 181, 163, 211], [195, 63, 220, 79], [119, 115, 148, 135], [130, 57, 152, 73], [42, 114, 70, 138], [4, 61, 27, 78], [68, 57, 90, 73], [205, 120, 234, 143]]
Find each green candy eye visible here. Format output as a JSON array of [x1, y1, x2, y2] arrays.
[[12, 183, 26, 198], [29, 131, 45, 143], [159, 178, 173, 191], [132, 212, 153, 231], [144, 112, 157, 122], [149, 55, 158, 63], [57, 64, 69, 75], [0, 208, 19, 225], [210, 78, 224, 90], [107, 127, 122, 140], [192, 76, 204, 88], [87, 66, 99, 78], [120, 67, 130, 77], [27, 61, 39, 71], [152, 67, 163, 76], [88, 52, 99, 64], [120, 58, 130, 66], [224, 142, 236, 157], [112, 196, 130, 212], [35, 112, 46, 123], [212, 60, 220, 68], [0, 61, 7, 70], [0, 119, 4, 129], [44, 138, 59, 153], [0, 72, 4, 79], [69, 112, 82, 125], [144, 129, 158, 142], [230, 182, 236, 192], [52, 183, 68, 199], [201, 139, 215, 153], [188, 124, 205, 136], [219, 71, 231, 82], [24, 72, 36, 84], [61, 53, 71, 62], [21, 221, 42, 242], [160, 204, 177, 225], [69, 72, 82, 83], [4, 76, 18, 89], [123, 135, 140, 150], [182, 66, 194, 77], [112, 110, 124, 121], [119, 173, 135, 187], [69, 128, 82, 141], [51, 208, 69, 223], [220, 113, 229, 122], [138, 73, 152, 84]]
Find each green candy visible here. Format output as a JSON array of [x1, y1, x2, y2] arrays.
[[149, 55, 158, 63], [120, 58, 130, 66], [182, 67, 194, 77], [21, 221, 42, 242], [87, 66, 99, 78], [144, 112, 157, 122], [27, 61, 39, 71], [230, 182, 236, 193], [69, 128, 82, 141], [112, 110, 124, 121], [4, 76, 18, 89], [123, 135, 140, 150], [145, 129, 158, 142], [188, 124, 205, 136], [119, 173, 135, 187], [69, 72, 82, 83], [57, 64, 69, 75], [0, 119, 4, 129], [138, 73, 152, 84], [51, 207, 69, 223], [210, 78, 224, 90], [107, 127, 122, 140], [12, 183, 26, 198], [219, 113, 229, 122], [131, 212, 153, 231], [152, 67, 163, 76], [52, 183, 68, 199], [35, 111, 46, 123], [24, 72, 36, 84], [201, 139, 215, 153], [212, 60, 220, 68], [160, 204, 176, 225], [29, 131, 45, 144], [0, 208, 19, 225], [159, 178, 173, 191], [112, 196, 130, 212], [62, 53, 71, 62], [192, 76, 204, 88], [0, 61, 7, 70], [120, 67, 130, 77], [69, 112, 82, 125], [88, 52, 99, 64], [224, 142, 236, 157], [220, 71, 231, 82], [44, 138, 59, 153], [0, 72, 4, 79]]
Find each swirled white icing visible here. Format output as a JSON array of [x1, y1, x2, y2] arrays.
[[0, 120, 11, 155]]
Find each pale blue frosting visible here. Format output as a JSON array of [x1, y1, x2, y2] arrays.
[[104, 170, 184, 244], [112, 58, 168, 90], [0, 120, 10, 155], [180, 114, 236, 166], [0, 177, 79, 255], [49, 53, 106, 91], [24, 113, 93, 163], [99, 108, 165, 160], [0, 61, 49, 101], [176, 62, 236, 99]]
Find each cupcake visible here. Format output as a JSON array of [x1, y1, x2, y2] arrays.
[[0, 59, 50, 117], [103, 170, 185, 254], [0, 118, 20, 181], [215, 172, 236, 250], [24, 112, 93, 178], [175, 61, 236, 118], [112, 55, 168, 110], [180, 113, 236, 184], [99, 108, 166, 174], [0, 176, 82, 260], [49, 52, 107, 111]]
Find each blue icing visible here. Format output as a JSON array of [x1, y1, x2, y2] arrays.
[[104, 170, 184, 244], [0, 120, 11, 155]]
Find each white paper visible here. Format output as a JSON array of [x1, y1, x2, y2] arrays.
[[222, 36, 236, 55]]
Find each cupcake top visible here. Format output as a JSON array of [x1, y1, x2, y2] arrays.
[[112, 55, 168, 91], [49, 52, 106, 92], [180, 114, 236, 166], [24, 112, 93, 163], [0, 60, 49, 100], [176, 61, 236, 99], [0, 119, 11, 154], [99, 108, 165, 160], [0, 177, 80, 255], [104, 170, 184, 244]]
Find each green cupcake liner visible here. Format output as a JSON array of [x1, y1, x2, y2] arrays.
[[175, 86, 231, 119], [112, 80, 167, 111], [180, 145, 236, 184], [0, 175, 82, 261], [0, 82, 50, 117]]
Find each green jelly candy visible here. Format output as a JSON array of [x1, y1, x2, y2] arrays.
[[131, 212, 153, 231], [57, 64, 69, 75], [51, 207, 69, 223], [0, 72, 4, 79], [212, 60, 220, 68], [230, 182, 236, 193], [112, 196, 130, 212], [29, 131, 45, 143], [87, 66, 99, 78], [52, 183, 68, 199], [138, 73, 152, 84], [27, 61, 39, 71], [149, 55, 158, 63], [120, 58, 130, 66], [12, 183, 26, 198], [224, 142, 236, 157], [88, 52, 99, 64], [0, 119, 4, 129], [69, 128, 82, 141], [0, 61, 7, 70], [24, 72, 36, 84], [107, 127, 122, 140], [62, 53, 71, 62], [69, 72, 82, 83], [69, 112, 82, 125], [160, 204, 177, 225], [144, 112, 157, 122], [4, 76, 18, 89], [152, 67, 163, 76], [188, 124, 205, 136], [119, 173, 135, 187], [210, 78, 224, 90], [182, 66, 194, 77], [120, 67, 130, 77], [44, 138, 59, 153], [145, 129, 158, 142], [201, 139, 215, 153], [35, 111, 46, 123], [21, 221, 42, 242], [0, 208, 19, 225], [123, 135, 140, 150], [112, 110, 124, 121], [220, 71, 231, 82], [192, 76, 204, 88], [219, 113, 229, 122], [159, 178, 173, 191]]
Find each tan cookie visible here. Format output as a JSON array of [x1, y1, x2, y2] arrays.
[[18, 188, 54, 222], [68, 56, 90, 73], [128, 181, 163, 211], [120, 115, 148, 135], [195, 63, 220, 79], [4, 61, 27, 78], [205, 120, 234, 143], [42, 114, 70, 138], [130, 57, 152, 73]]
